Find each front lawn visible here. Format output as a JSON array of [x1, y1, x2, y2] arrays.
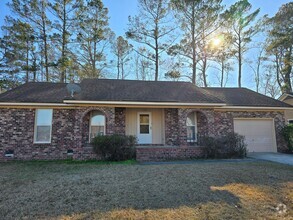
[[0, 160, 292, 220]]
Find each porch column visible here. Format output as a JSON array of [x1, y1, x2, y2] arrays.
[[164, 108, 179, 145], [178, 108, 188, 146], [203, 109, 216, 137], [115, 107, 126, 135]]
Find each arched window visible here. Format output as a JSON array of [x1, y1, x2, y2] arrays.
[[186, 112, 198, 143], [89, 111, 106, 140]]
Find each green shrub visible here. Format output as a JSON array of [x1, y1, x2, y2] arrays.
[[200, 133, 247, 159], [282, 124, 293, 152], [199, 136, 217, 158], [92, 134, 137, 161]]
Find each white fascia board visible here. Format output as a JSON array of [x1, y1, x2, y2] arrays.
[[216, 106, 293, 110], [278, 94, 287, 101], [0, 102, 70, 106], [279, 93, 293, 101], [63, 100, 227, 107]]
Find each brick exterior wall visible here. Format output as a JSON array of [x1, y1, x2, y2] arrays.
[[163, 108, 286, 151], [0, 107, 118, 161], [137, 108, 287, 162], [164, 108, 212, 146], [114, 108, 126, 135], [0, 106, 287, 161], [164, 109, 179, 146], [213, 110, 287, 152]]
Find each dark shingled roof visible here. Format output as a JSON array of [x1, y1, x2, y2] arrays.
[[202, 87, 291, 107], [0, 79, 291, 107], [74, 79, 223, 103], [0, 82, 68, 103]]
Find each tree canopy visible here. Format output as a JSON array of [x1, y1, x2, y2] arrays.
[[0, 0, 291, 96]]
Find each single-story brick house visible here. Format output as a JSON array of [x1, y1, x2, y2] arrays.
[[0, 79, 292, 162]]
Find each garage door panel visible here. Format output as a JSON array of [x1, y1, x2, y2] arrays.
[[234, 119, 276, 153]]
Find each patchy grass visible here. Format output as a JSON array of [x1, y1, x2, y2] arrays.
[[0, 161, 292, 220], [6, 159, 137, 165]]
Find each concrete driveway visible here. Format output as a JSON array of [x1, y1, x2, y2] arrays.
[[248, 152, 293, 166]]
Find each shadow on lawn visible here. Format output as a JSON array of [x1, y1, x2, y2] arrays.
[[0, 161, 292, 219]]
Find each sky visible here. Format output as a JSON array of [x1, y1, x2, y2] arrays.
[[0, 0, 291, 90], [1, 0, 290, 38]]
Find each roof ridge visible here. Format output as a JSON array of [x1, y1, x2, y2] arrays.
[[81, 78, 193, 84], [26, 81, 71, 85], [202, 87, 248, 89]]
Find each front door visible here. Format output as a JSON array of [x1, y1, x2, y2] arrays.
[[137, 112, 152, 144]]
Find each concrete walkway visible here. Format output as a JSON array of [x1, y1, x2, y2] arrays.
[[248, 152, 293, 166]]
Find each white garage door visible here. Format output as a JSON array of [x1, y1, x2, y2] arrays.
[[233, 119, 277, 152]]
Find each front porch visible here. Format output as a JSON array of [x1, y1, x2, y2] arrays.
[[82, 107, 214, 147], [79, 107, 214, 161], [74, 106, 287, 161]]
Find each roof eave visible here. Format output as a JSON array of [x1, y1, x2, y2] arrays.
[[63, 100, 227, 107], [279, 93, 293, 101], [215, 106, 292, 110], [0, 102, 70, 107], [1, 101, 290, 110]]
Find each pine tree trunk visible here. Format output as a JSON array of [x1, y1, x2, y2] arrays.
[[155, 24, 159, 81], [41, 0, 49, 82], [191, 8, 196, 85], [283, 46, 292, 93], [238, 35, 242, 88], [117, 57, 120, 79], [26, 41, 29, 83], [221, 60, 224, 87], [202, 56, 207, 87], [61, 0, 67, 83], [122, 61, 124, 79]]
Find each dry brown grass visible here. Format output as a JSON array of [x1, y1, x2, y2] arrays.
[[0, 161, 292, 220]]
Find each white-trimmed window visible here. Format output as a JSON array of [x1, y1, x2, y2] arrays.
[[288, 119, 293, 124], [186, 112, 198, 142], [34, 109, 53, 143], [90, 111, 106, 140]]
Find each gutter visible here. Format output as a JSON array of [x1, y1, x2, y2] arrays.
[[215, 106, 293, 110], [0, 101, 291, 110], [62, 100, 227, 107], [0, 102, 71, 107]]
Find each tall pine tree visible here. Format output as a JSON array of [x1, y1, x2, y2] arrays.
[[223, 0, 260, 88], [126, 0, 175, 81], [75, 0, 113, 78]]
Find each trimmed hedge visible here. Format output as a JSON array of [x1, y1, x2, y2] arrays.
[[200, 133, 247, 159], [92, 134, 137, 161]]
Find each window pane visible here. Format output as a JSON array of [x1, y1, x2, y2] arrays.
[[186, 113, 195, 126], [36, 109, 53, 125], [187, 126, 196, 142], [35, 109, 52, 143], [91, 115, 105, 126], [140, 125, 149, 134], [140, 115, 149, 124], [91, 126, 105, 137], [90, 112, 106, 141], [36, 126, 51, 142]]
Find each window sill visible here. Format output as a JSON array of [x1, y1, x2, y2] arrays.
[[33, 142, 52, 144]]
